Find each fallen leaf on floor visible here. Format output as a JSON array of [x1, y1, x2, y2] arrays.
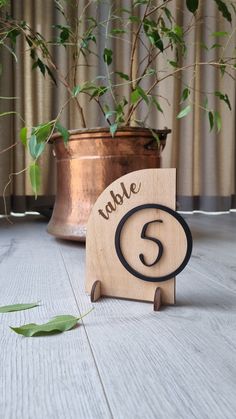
[[0, 302, 40, 313], [10, 307, 94, 337]]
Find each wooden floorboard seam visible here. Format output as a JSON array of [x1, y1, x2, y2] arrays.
[[188, 263, 236, 295], [59, 246, 114, 419]]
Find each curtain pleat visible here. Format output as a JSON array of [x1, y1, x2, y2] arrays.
[[0, 0, 235, 213]]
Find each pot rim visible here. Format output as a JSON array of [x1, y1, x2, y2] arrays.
[[50, 126, 171, 142]]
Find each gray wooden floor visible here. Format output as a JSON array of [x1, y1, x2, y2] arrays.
[[0, 213, 236, 419]]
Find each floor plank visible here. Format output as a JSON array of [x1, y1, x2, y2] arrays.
[[59, 213, 236, 419], [1, 213, 236, 419], [185, 213, 236, 292], [0, 218, 112, 419]]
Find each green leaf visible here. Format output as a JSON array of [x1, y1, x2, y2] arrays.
[[186, 0, 199, 13], [29, 163, 40, 198], [208, 111, 214, 131], [131, 88, 140, 104], [78, 82, 96, 93], [32, 61, 38, 71], [33, 122, 53, 143], [134, 0, 148, 6], [163, 7, 173, 24], [11, 315, 78, 337], [143, 20, 164, 51], [59, 27, 70, 44], [136, 86, 149, 104], [0, 111, 19, 117], [168, 60, 178, 68], [36, 58, 46, 76], [105, 110, 115, 121], [181, 87, 190, 103], [219, 60, 226, 76], [152, 97, 163, 113], [173, 25, 183, 38], [213, 0, 232, 23], [103, 48, 113, 65], [150, 129, 160, 146], [120, 7, 132, 14], [81, 32, 96, 50], [231, 2, 236, 14], [45, 65, 57, 85], [214, 111, 222, 132], [10, 308, 93, 337], [110, 123, 118, 137], [55, 122, 70, 145], [115, 71, 130, 80], [29, 134, 45, 159], [7, 28, 21, 45], [145, 68, 156, 76], [215, 91, 231, 110], [72, 85, 81, 97], [114, 99, 126, 124], [89, 86, 108, 99], [20, 127, 27, 147], [210, 43, 222, 49], [177, 105, 191, 119], [129, 16, 141, 23], [200, 42, 209, 51], [131, 86, 149, 105], [211, 31, 228, 37], [110, 29, 126, 35], [0, 302, 39, 313], [0, 96, 19, 100], [0, 0, 10, 6]]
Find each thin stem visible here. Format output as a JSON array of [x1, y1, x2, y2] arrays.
[[12, 21, 87, 127], [220, 26, 236, 62], [72, 0, 80, 90], [0, 142, 18, 155], [104, 5, 117, 105], [129, 1, 150, 86], [125, 60, 236, 125], [145, 0, 173, 18], [2, 166, 29, 222], [49, 58, 87, 127], [77, 306, 94, 322]]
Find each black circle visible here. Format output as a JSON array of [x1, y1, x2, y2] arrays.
[[115, 204, 192, 282]]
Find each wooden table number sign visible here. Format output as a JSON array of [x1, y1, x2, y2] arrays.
[[85, 169, 192, 311]]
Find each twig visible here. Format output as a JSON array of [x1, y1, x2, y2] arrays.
[[0, 142, 18, 155], [125, 60, 236, 125], [2, 166, 29, 223], [104, 4, 117, 106], [129, 1, 150, 86]]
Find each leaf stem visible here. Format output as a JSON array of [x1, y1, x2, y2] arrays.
[[77, 306, 94, 321]]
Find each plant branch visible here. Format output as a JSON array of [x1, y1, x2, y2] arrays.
[[0, 142, 18, 155], [125, 60, 236, 125], [129, 1, 151, 87], [145, 0, 173, 18], [2, 166, 29, 222], [104, 5, 117, 106]]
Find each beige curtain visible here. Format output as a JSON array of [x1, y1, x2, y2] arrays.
[[0, 0, 235, 214]]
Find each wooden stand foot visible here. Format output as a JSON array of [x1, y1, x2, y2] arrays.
[[153, 287, 162, 311], [91, 280, 101, 302]]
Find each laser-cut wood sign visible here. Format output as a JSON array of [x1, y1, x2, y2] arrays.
[[85, 169, 192, 310]]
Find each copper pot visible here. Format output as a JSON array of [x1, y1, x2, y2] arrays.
[[47, 127, 171, 241]]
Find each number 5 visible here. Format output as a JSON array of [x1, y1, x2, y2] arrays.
[[139, 219, 163, 267]]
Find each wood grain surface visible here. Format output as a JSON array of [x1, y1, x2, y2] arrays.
[[0, 213, 236, 419], [86, 169, 177, 304], [0, 218, 111, 419]]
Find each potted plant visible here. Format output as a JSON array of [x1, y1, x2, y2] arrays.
[[0, 0, 235, 240]]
